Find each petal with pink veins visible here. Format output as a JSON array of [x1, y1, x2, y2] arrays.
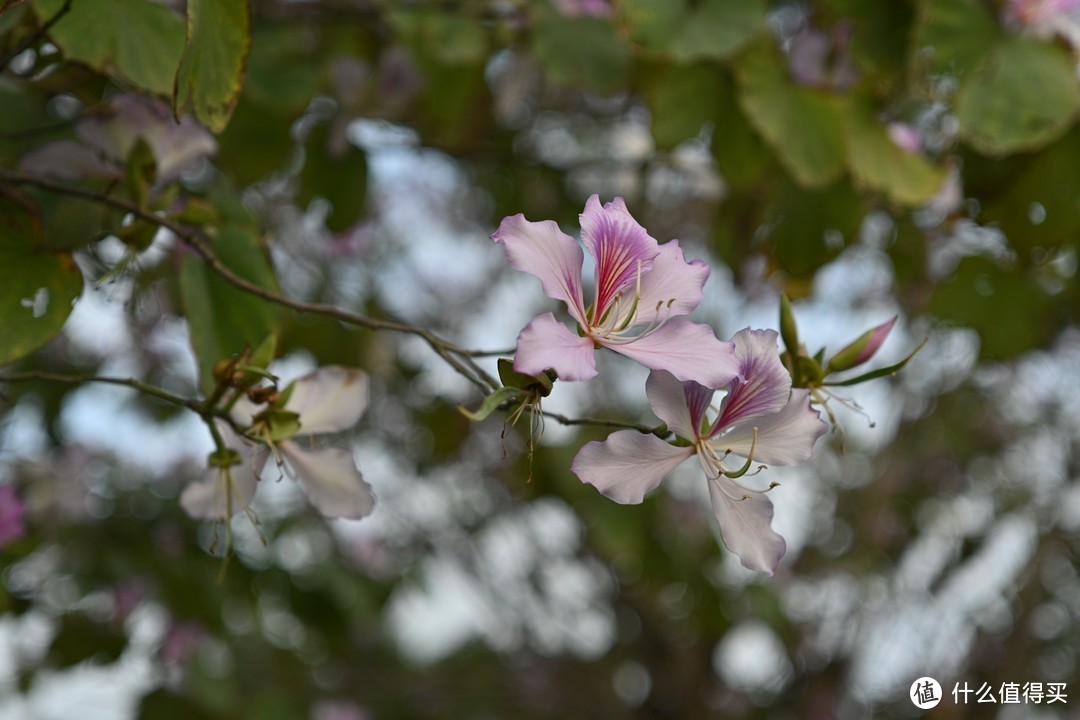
[[713, 389, 827, 466], [633, 240, 709, 326], [280, 443, 376, 520], [514, 312, 598, 381], [606, 318, 740, 388], [572, 431, 693, 504], [712, 329, 791, 432], [579, 195, 660, 316], [492, 214, 587, 324], [707, 475, 786, 575]]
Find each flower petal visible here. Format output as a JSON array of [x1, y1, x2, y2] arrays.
[[713, 389, 827, 466], [713, 328, 791, 432], [579, 195, 660, 317], [572, 430, 693, 504], [514, 312, 598, 381], [286, 366, 369, 435], [281, 443, 375, 520], [707, 475, 786, 575], [180, 447, 258, 520], [633, 240, 709, 325], [605, 318, 740, 388], [492, 213, 587, 324], [645, 370, 711, 440]]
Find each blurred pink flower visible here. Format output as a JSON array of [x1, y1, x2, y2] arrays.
[[0, 484, 26, 547]]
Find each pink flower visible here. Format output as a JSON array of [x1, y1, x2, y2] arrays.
[[0, 484, 26, 548], [492, 195, 739, 386], [571, 329, 827, 574]]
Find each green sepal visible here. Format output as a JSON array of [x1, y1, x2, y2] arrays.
[[124, 138, 156, 209], [779, 294, 799, 356], [458, 386, 521, 422], [255, 408, 302, 442], [497, 358, 555, 397], [208, 447, 243, 468], [795, 355, 825, 388], [113, 221, 158, 252], [171, 197, 221, 227], [824, 337, 928, 387]]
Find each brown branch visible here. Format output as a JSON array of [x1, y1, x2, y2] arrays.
[[0, 171, 501, 394], [0, 0, 73, 71]]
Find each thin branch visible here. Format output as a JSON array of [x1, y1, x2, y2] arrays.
[[0, 370, 202, 412], [538, 408, 668, 437], [0, 0, 73, 72], [0, 171, 500, 393]]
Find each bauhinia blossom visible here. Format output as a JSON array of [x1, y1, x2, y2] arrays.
[[571, 329, 828, 574], [239, 366, 376, 520], [492, 194, 740, 387], [180, 423, 259, 521], [180, 366, 375, 522]]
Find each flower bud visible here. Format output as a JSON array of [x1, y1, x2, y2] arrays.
[[826, 316, 897, 374]]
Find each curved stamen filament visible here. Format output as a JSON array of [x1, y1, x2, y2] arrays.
[[696, 427, 774, 500]]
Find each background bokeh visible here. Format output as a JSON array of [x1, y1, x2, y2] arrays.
[[1, 1, 1079, 718]]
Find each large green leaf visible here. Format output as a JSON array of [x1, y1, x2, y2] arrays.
[[180, 225, 282, 393], [956, 38, 1080, 157], [531, 14, 630, 93], [643, 63, 724, 150], [619, 0, 685, 54], [298, 123, 368, 233], [0, 192, 84, 366], [845, 96, 947, 206], [736, 42, 847, 188], [910, 0, 1000, 85], [173, 0, 251, 133], [761, 179, 864, 279], [673, 0, 764, 62], [981, 127, 1080, 254], [34, 0, 184, 95], [931, 255, 1057, 359], [712, 71, 773, 189]]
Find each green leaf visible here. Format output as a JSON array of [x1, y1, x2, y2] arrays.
[[0, 191, 83, 366], [34, 0, 185, 95], [390, 10, 488, 66], [180, 225, 282, 393], [980, 127, 1080, 255], [711, 71, 773, 189], [298, 123, 368, 233], [619, 0, 685, 54], [762, 178, 864, 279], [643, 63, 724, 150], [910, 0, 999, 86], [531, 14, 630, 94], [930, 255, 1057, 359], [956, 38, 1080, 156], [844, 96, 947, 205], [736, 42, 847, 188], [673, 0, 764, 62], [173, 0, 251, 133]]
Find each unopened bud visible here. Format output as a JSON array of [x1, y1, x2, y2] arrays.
[[826, 316, 897, 374], [247, 386, 280, 405]]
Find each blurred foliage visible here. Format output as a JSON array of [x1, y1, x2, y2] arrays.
[[1, 0, 1079, 719]]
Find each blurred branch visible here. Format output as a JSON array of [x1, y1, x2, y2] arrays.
[[537, 408, 669, 438], [0, 370, 202, 411], [0, 0, 73, 71], [0, 172, 501, 394]]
